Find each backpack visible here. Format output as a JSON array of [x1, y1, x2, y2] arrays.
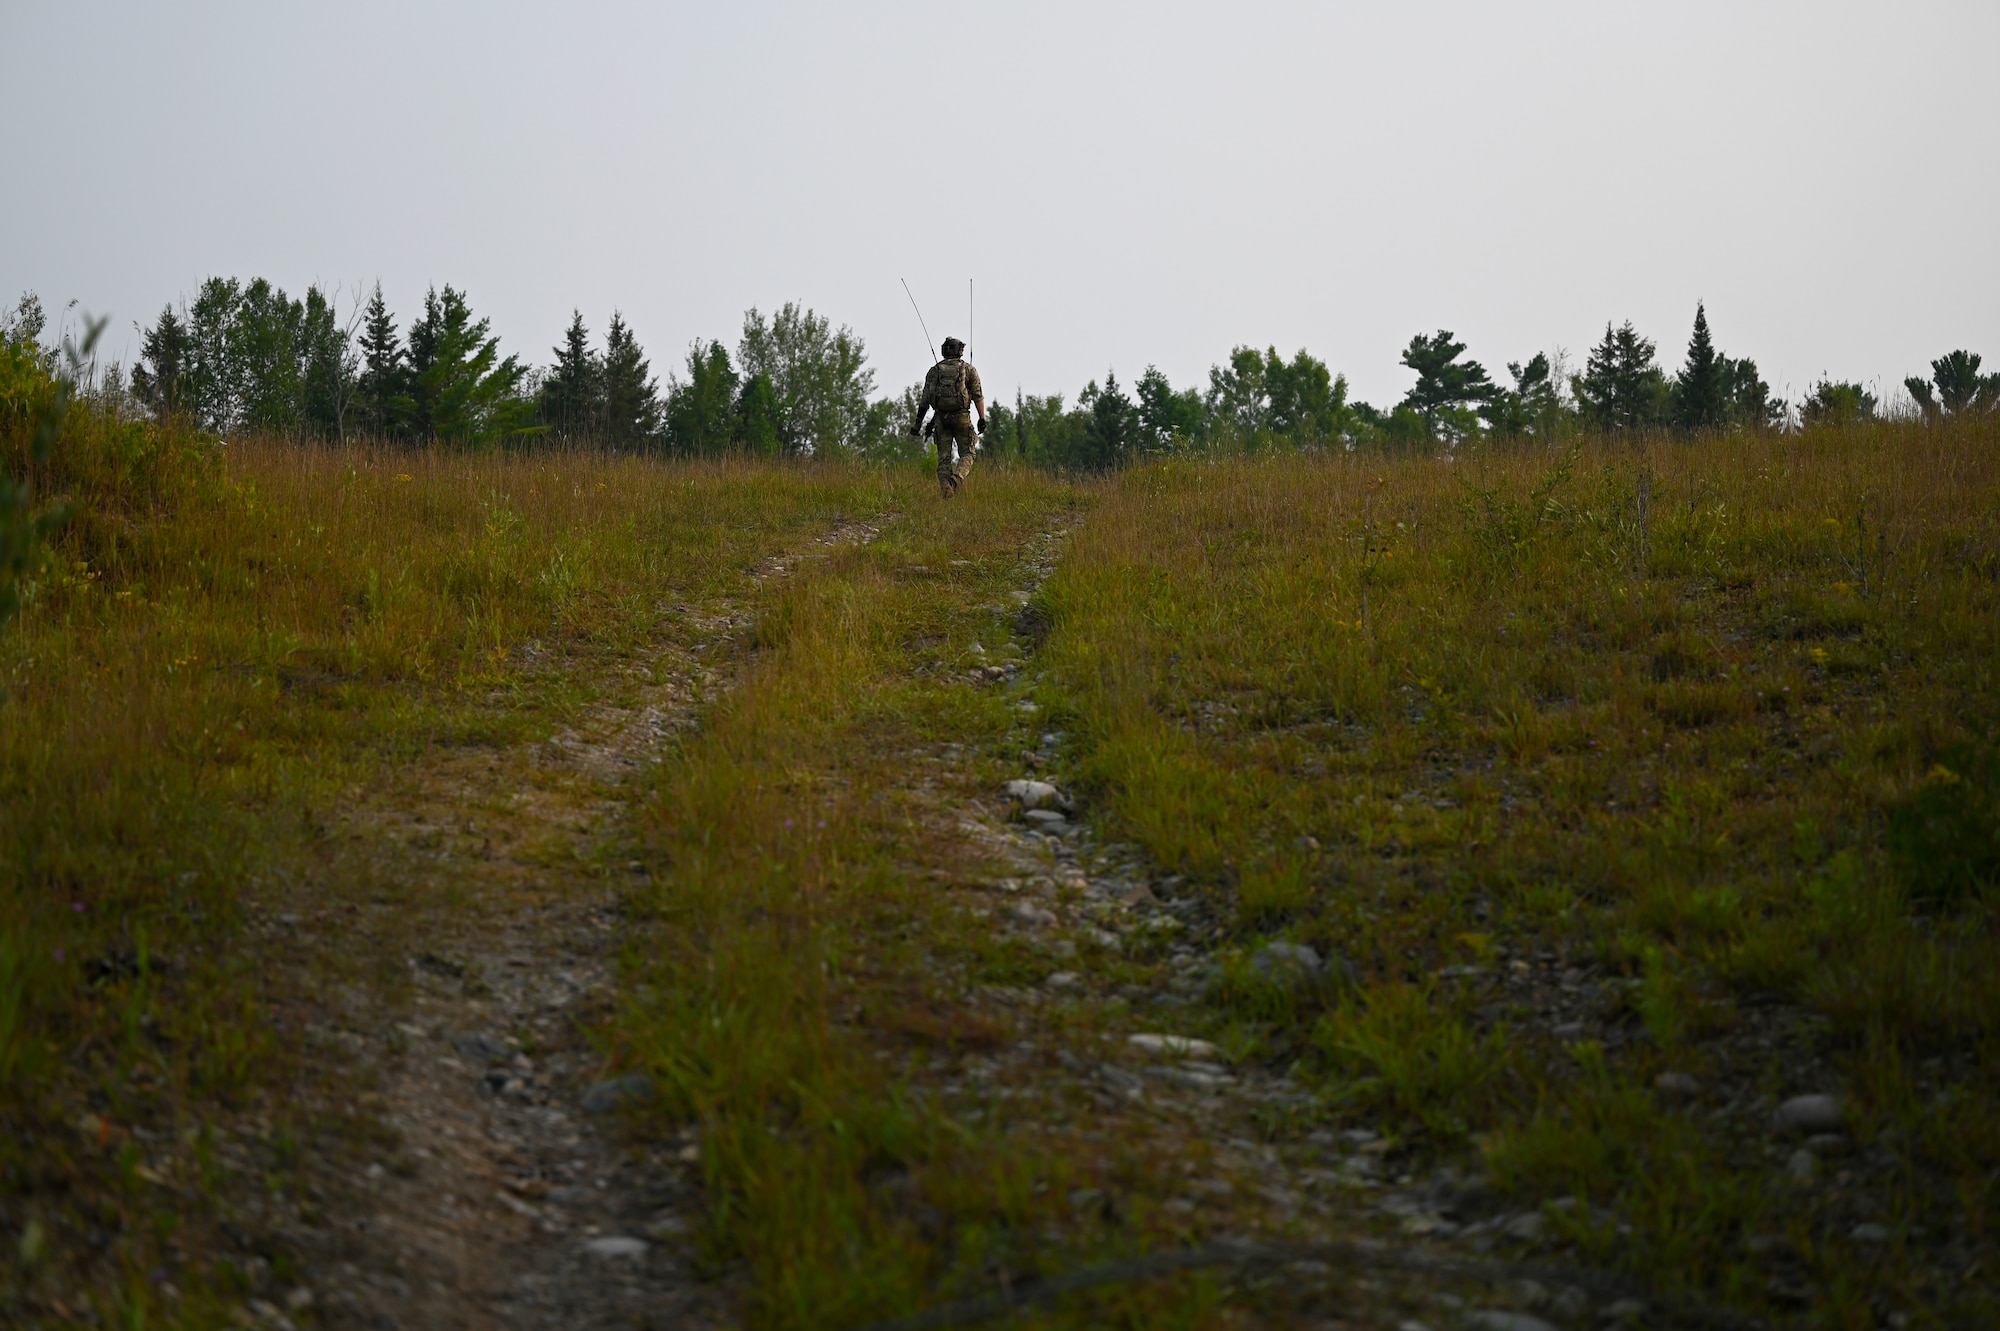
[[931, 360, 970, 413]]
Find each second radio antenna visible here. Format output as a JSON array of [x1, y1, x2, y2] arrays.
[[900, 278, 937, 362]]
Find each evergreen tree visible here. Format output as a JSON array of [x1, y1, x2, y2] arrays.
[[1906, 350, 2000, 418], [1399, 330, 1496, 441], [599, 311, 662, 449], [405, 285, 537, 447], [402, 287, 446, 439], [1574, 322, 1667, 435], [1673, 303, 1727, 433], [537, 310, 599, 440], [299, 284, 358, 441], [735, 372, 782, 454], [663, 340, 739, 456], [1077, 372, 1140, 471], [355, 283, 406, 439], [130, 303, 192, 418]]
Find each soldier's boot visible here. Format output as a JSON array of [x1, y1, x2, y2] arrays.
[[938, 466, 957, 499], [954, 446, 977, 490]]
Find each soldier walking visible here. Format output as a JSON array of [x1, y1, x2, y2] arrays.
[[910, 337, 985, 498]]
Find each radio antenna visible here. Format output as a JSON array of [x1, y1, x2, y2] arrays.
[[900, 278, 937, 362], [968, 278, 974, 362]]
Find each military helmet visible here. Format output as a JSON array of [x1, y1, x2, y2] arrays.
[[941, 337, 964, 358]]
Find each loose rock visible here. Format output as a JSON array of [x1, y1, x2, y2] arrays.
[[1004, 779, 1067, 811], [453, 1034, 511, 1064], [1127, 1033, 1218, 1058], [1653, 1071, 1700, 1100], [1786, 1148, 1817, 1182], [582, 1236, 648, 1259], [1773, 1093, 1843, 1135]]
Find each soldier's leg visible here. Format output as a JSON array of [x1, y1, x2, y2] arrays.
[[934, 435, 957, 497], [942, 417, 977, 490]]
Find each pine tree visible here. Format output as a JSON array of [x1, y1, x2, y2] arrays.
[[600, 312, 662, 450], [130, 303, 192, 418], [299, 285, 358, 441], [406, 286, 536, 446], [537, 310, 599, 440], [355, 283, 406, 439], [1575, 322, 1667, 435], [1673, 303, 1726, 433], [402, 287, 445, 440], [1398, 330, 1497, 441]]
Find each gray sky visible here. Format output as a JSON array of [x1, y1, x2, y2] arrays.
[[6, 0, 1995, 409]]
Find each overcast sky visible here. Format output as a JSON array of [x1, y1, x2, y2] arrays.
[[5, 0, 1995, 409]]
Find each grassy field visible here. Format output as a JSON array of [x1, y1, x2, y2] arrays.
[[0, 399, 898, 1323], [1033, 426, 2000, 1324], [2, 399, 1996, 1329]]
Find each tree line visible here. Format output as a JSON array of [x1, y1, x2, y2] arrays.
[[122, 279, 898, 456], [982, 305, 1998, 471], [73, 278, 2000, 466]]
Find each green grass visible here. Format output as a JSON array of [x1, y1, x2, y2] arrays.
[[0, 373, 896, 1321], [8, 385, 1998, 1329], [1034, 422, 2000, 1323]]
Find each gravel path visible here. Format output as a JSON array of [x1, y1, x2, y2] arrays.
[[258, 521, 886, 1331]]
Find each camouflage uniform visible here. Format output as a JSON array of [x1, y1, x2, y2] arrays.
[[915, 354, 984, 497]]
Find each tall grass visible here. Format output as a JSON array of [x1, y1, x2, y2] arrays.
[[1037, 419, 2000, 1320], [0, 385, 896, 1316]]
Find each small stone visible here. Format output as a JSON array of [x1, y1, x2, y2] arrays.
[[1600, 1299, 1647, 1322], [1293, 834, 1321, 852], [1004, 779, 1065, 810], [1653, 1071, 1701, 1100], [1806, 1133, 1851, 1156], [1786, 1148, 1817, 1182], [581, 1074, 655, 1115], [1501, 1212, 1547, 1241], [1773, 1093, 1843, 1135], [1023, 809, 1069, 831], [1465, 1312, 1557, 1331], [1068, 1187, 1105, 1211], [453, 1034, 511, 1065], [1126, 1033, 1218, 1058], [1850, 1222, 1890, 1243], [1045, 971, 1080, 990], [645, 1215, 688, 1240], [1253, 941, 1322, 975], [582, 1236, 647, 1259]]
